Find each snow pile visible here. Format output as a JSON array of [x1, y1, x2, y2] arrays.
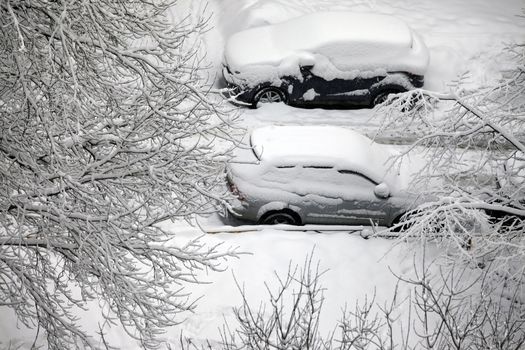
[[223, 12, 429, 86], [302, 88, 317, 101], [250, 125, 397, 185]]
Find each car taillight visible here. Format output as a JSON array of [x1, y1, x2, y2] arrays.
[[227, 176, 245, 201]]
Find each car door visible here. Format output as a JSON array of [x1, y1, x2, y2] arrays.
[[336, 170, 392, 225], [291, 65, 383, 106], [287, 66, 334, 105], [290, 65, 353, 105], [330, 75, 383, 106], [292, 166, 345, 224]]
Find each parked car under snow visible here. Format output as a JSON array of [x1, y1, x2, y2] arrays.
[[223, 12, 429, 108], [226, 126, 425, 226]]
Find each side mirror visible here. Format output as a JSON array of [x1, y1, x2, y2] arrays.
[[298, 52, 315, 70], [374, 183, 390, 199]]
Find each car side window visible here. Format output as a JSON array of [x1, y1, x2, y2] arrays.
[[303, 165, 332, 169], [300, 166, 340, 185], [337, 170, 377, 188], [262, 165, 299, 184]]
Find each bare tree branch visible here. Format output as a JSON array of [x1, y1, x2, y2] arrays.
[[0, 0, 241, 348]]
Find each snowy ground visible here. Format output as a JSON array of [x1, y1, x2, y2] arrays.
[[1, 0, 524, 348]]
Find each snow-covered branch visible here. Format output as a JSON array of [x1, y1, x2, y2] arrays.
[[375, 43, 525, 278], [0, 0, 241, 348]]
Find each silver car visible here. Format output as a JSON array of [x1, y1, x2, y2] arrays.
[[226, 126, 425, 226]]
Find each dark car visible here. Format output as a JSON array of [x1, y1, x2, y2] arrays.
[[222, 12, 429, 108]]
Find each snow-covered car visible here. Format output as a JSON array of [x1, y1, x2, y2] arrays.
[[226, 126, 425, 226], [223, 12, 429, 108]]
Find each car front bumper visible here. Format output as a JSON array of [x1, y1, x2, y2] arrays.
[[222, 66, 256, 105]]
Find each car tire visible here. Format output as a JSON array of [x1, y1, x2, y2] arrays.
[[252, 87, 286, 108], [259, 210, 300, 225]]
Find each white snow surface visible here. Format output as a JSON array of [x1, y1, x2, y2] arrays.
[[224, 11, 429, 85], [2, 0, 525, 348], [250, 125, 396, 184]]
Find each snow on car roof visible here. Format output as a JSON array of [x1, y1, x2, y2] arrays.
[[250, 125, 394, 184], [224, 12, 428, 76]]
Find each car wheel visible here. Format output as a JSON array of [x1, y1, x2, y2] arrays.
[[253, 87, 286, 108], [259, 211, 300, 225]]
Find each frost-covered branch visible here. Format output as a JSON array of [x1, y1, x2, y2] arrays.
[[185, 253, 525, 350], [0, 0, 241, 348], [376, 43, 525, 273]]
